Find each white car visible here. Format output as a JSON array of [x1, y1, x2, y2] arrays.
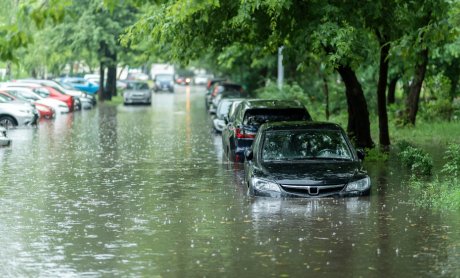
[[1, 87, 69, 113], [16, 79, 94, 109], [212, 99, 244, 132], [194, 74, 212, 85], [0, 94, 37, 128]]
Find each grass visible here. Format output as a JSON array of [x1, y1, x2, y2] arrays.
[[103, 95, 124, 106], [408, 177, 460, 211]]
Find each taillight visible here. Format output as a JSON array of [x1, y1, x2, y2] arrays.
[[235, 128, 256, 139]]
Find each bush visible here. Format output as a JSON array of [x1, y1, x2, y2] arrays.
[[407, 144, 460, 210], [441, 143, 460, 177], [420, 74, 456, 121], [398, 143, 433, 175]]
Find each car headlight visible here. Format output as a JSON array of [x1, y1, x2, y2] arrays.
[[346, 177, 371, 192], [252, 178, 281, 192]]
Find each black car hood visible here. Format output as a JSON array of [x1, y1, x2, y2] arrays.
[[259, 161, 363, 185]]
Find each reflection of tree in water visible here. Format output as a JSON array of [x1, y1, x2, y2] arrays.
[[98, 105, 118, 165]]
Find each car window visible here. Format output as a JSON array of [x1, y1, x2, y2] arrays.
[[126, 82, 149, 90], [18, 90, 40, 101], [156, 75, 173, 82], [243, 108, 307, 126], [0, 93, 13, 102], [34, 88, 50, 98], [217, 101, 233, 118], [262, 130, 353, 161]]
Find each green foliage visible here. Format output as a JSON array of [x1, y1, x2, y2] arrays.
[[255, 82, 320, 115], [406, 144, 460, 210], [408, 176, 460, 210], [420, 73, 454, 121], [398, 143, 433, 175], [441, 143, 460, 177], [363, 148, 389, 162]]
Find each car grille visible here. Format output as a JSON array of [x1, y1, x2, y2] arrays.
[[280, 184, 345, 197]]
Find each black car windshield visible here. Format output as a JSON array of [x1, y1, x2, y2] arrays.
[[156, 75, 173, 82], [244, 109, 307, 126], [126, 82, 149, 90], [262, 129, 353, 161]]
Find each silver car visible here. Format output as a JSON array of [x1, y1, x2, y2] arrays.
[[123, 81, 152, 105], [0, 94, 38, 128], [0, 126, 11, 146], [212, 99, 244, 132]]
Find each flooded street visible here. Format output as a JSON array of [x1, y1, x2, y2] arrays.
[[0, 86, 459, 277]]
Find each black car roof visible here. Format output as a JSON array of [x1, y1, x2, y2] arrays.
[[240, 99, 305, 110], [218, 82, 242, 88], [259, 121, 344, 132]]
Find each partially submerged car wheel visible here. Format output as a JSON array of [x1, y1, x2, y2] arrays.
[[0, 116, 17, 129]]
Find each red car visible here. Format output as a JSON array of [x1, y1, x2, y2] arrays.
[[4, 83, 74, 112], [0, 90, 55, 119], [34, 103, 55, 119], [39, 86, 74, 112]]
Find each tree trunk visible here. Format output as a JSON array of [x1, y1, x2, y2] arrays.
[[387, 76, 398, 104], [105, 46, 117, 99], [336, 65, 374, 148], [106, 65, 117, 99], [376, 42, 391, 147], [322, 76, 330, 120], [404, 48, 429, 126], [98, 62, 105, 102], [444, 57, 460, 101]]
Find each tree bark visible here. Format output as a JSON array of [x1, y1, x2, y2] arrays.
[[336, 65, 374, 148], [105, 47, 117, 99], [387, 76, 398, 104], [444, 57, 460, 101], [98, 62, 105, 102], [404, 48, 429, 126], [376, 42, 391, 147], [322, 76, 330, 120]]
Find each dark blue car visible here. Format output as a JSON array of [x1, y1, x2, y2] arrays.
[[221, 99, 312, 162]]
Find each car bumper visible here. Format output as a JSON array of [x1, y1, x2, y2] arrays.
[[154, 85, 174, 92], [124, 97, 151, 104], [80, 98, 93, 109], [16, 113, 37, 126], [252, 186, 370, 198], [213, 119, 226, 132]]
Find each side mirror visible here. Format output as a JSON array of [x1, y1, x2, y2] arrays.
[[356, 149, 365, 160], [245, 149, 253, 161]]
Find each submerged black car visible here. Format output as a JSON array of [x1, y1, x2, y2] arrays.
[[244, 121, 370, 198], [222, 99, 312, 162]]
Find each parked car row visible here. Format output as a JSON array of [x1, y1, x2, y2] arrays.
[[205, 80, 371, 198], [0, 78, 98, 145]]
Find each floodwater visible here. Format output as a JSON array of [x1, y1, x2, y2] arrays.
[[0, 86, 458, 277]]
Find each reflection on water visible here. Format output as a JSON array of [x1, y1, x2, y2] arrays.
[[0, 86, 459, 277]]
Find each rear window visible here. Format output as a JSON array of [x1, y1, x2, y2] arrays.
[[156, 75, 173, 82], [243, 108, 308, 126], [127, 82, 149, 90]]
